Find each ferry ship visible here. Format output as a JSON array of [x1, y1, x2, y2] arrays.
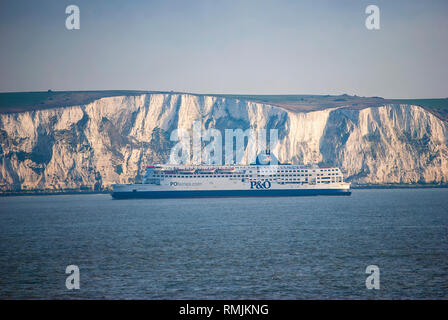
[[111, 152, 351, 199]]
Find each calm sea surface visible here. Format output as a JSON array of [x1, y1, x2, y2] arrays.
[[0, 189, 447, 299]]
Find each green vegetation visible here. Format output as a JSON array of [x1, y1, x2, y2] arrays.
[[391, 98, 448, 110], [0, 90, 160, 113], [1, 90, 447, 121], [391, 98, 448, 121], [207, 94, 317, 104], [207, 93, 389, 112]]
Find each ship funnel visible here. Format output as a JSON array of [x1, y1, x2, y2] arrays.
[[254, 150, 280, 165]]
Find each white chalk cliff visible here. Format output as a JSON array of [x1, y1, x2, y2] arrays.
[[1, 93, 447, 191]]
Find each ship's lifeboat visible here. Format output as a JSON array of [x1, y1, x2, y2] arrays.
[[197, 168, 216, 174], [217, 167, 237, 173], [177, 168, 196, 174]]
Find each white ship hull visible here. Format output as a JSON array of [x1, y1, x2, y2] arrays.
[[112, 179, 351, 199]]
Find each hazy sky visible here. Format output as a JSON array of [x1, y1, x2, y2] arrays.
[[0, 0, 447, 98]]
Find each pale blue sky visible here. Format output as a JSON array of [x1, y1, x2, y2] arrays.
[[0, 0, 447, 98]]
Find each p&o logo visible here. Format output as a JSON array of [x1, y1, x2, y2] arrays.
[[250, 181, 271, 189]]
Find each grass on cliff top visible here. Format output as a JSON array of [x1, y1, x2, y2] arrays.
[[209, 94, 388, 111], [212, 94, 448, 108], [211, 94, 448, 117], [1, 91, 447, 120], [390, 98, 448, 121], [0, 90, 157, 113], [390, 98, 448, 110]]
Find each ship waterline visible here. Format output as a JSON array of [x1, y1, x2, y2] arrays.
[[111, 185, 351, 199]]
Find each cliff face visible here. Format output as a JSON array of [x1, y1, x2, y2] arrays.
[[0, 93, 447, 191]]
